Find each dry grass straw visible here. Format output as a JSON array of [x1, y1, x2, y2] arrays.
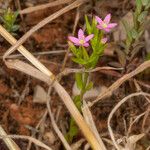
[[82, 101, 107, 150], [46, 87, 72, 150], [0, 0, 105, 149], [19, 0, 73, 14], [0, 134, 53, 150], [107, 92, 150, 150], [0, 125, 21, 150], [89, 60, 150, 107]]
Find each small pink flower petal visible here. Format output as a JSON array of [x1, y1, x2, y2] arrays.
[[96, 25, 104, 30], [85, 34, 94, 42], [104, 14, 111, 24], [68, 36, 80, 44], [107, 23, 117, 29], [74, 43, 81, 46], [83, 43, 89, 47], [101, 38, 108, 44], [78, 29, 84, 39], [103, 28, 111, 32], [95, 16, 103, 25]]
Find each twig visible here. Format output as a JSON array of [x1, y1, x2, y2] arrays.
[[89, 60, 150, 107], [107, 92, 150, 150], [18, 76, 30, 105], [127, 111, 147, 136], [46, 87, 72, 150], [142, 106, 150, 132], [61, 66, 123, 75], [27, 110, 48, 150], [0, 134, 52, 150], [5, 60, 52, 85], [0, 50, 67, 59], [15, 0, 24, 20], [71, 139, 85, 150], [136, 80, 150, 89], [0, 125, 20, 150], [19, 0, 73, 14], [82, 101, 107, 150]]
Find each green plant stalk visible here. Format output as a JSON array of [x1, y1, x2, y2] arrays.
[[66, 72, 89, 143], [80, 72, 89, 98], [66, 15, 106, 144]]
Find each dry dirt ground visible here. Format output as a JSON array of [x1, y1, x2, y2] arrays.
[[0, 0, 149, 150]]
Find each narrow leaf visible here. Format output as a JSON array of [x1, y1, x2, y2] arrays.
[[138, 11, 148, 23], [85, 15, 92, 34], [72, 57, 87, 65], [136, 0, 142, 13], [131, 28, 138, 39]]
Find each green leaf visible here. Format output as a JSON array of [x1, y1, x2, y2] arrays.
[[82, 46, 89, 60], [14, 10, 19, 19], [141, 0, 149, 6], [73, 95, 82, 110], [91, 31, 99, 52], [87, 54, 99, 68], [85, 81, 93, 91], [131, 28, 138, 39], [72, 57, 87, 65], [136, 0, 142, 14], [138, 11, 148, 23], [70, 118, 78, 136], [85, 15, 92, 34], [122, 20, 132, 40], [66, 117, 78, 143], [96, 44, 105, 55], [12, 25, 19, 31], [69, 42, 78, 56], [88, 54, 98, 63], [91, 17, 97, 31], [75, 73, 83, 90]]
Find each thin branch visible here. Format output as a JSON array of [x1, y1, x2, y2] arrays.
[[19, 0, 73, 14], [0, 134, 52, 150], [107, 92, 150, 150], [0, 50, 67, 59], [89, 60, 150, 107], [0, 125, 20, 150], [46, 87, 72, 150]]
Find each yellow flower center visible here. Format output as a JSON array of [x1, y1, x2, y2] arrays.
[[79, 39, 84, 44], [102, 23, 107, 28]]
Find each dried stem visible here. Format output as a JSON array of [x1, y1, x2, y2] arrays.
[[0, 125, 20, 150], [19, 0, 73, 14], [108, 92, 150, 150]]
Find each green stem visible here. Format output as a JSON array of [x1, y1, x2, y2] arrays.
[[66, 72, 89, 143], [80, 72, 89, 99]]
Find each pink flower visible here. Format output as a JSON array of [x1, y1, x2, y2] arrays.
[[95, 14, 117, 32], [68, 29, 94, 47], [101, 38, 108, 44]]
